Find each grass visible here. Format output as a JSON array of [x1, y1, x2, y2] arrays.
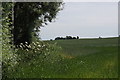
[[8, 37, 118, 78]]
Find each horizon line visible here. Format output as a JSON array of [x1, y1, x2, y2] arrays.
[[41, 36, 118, 40]]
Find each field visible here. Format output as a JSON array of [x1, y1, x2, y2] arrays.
[[8, 37, 118, 78]]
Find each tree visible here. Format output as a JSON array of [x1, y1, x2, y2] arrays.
[[99, 36, 102, 39], [73, 37, 76, 39], [13, 2, 63, 46], [66, 36, 72, 39], [77, 36, 79, 39]]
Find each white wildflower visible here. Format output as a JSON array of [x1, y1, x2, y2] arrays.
[[46, 48, 48, 51], [25, 42, 28, 44], [32, 46, 35, 49], [38, 45, 41, 47], [26, 49, 29, 51], [80, 61, 84, 64], [44, 53, 47, 56], [27, 45, 31, 48], [37, 48, 40, 50], [42, 45, 45, 47], [20, 43, 23, 45], [25, 44, 28, 47], [32, 42, 36, 45], [36, 42, 39, 44], [34, 50, 37, 53], [19, 45, 22, 48]]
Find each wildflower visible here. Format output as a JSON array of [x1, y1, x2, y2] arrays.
[[37, 48, 40, 50], [43, 45, 45, 47], [19, 45, 22, 48], [80, 61, 84, 64], [27, 45, 31, 48], [42, 45, 46, 47], [32, 42, 36, 45], [44, 53, 47, 56], [36, 42, 39, 44], [25, 42, 28, 44], [32, 46, 35, 49], [26, 49, 29, 51], [20, 43, 23, 45], [38, 45, 41, 47], [14, 61, 18, 65], [25, 44, 28, 47]]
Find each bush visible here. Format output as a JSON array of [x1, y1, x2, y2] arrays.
[[15, 41, 49, 62], [1, 3, 19, 79]]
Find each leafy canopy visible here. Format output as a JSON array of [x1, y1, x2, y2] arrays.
[[14, 2, 63, 46]]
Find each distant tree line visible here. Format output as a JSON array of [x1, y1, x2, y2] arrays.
[[55, 36, 79, 40]]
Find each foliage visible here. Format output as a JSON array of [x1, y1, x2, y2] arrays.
[[16, 41, 48, 62], [1, 2, 19, 79], [1, 2, 63, 79], [14, 2, 64, 46], [5, 40, 63, 78], [15, 40, 62, 62]]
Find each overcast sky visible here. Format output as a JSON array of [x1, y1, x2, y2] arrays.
[[40, 2, 118, 40]]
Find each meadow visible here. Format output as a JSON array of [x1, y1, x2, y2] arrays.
[[8, 37, 118, 78]]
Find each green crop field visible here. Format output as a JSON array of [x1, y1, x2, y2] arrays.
[[8, 37, 118, 78]]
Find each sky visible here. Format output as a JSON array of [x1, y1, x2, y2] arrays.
[[40, 2, 118, 40], [1, 0, 119, 2], [63, 0, 119, 2]]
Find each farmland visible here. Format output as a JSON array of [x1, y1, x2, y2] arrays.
[[8, 37, 118, 78]]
